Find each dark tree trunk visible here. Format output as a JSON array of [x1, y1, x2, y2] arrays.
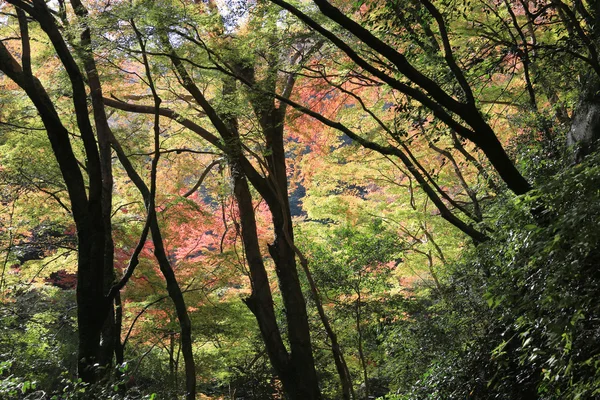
[[0, 15, 112, 381], [109, 133, 197, 399], [114, 293, 124, 366], [151, 223, 197, 399], [69, 0, 117, 373], [157, 36, 323, 398], [76, 229, 110, 381], [227, 104, 320, 399], [471, 123, 533, 195], [263, 114, 321, 400], [233, 166, 290, 381]]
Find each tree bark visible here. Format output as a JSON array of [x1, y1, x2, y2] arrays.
[[262, 112, 322, 400], [1, 5, 112, 380], [568, 74, 600, 161]]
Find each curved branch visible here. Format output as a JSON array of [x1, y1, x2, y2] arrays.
[[183, 159, 221, 198]]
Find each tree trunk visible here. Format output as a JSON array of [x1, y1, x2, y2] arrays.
[[355, 290, 369, 400], [76, 228, 110, 382], [233, 165, 291, 384], [267, 224, 322, 399], [568, 74, 600, 161], [69, 0, 117, 373], [262, 109, 321, 399], [109, 134, 197, 399], [297, 253, 355, 399], [150, 221, 197, 399], [471, 123, 533, 195], [114, 293, 124, 366], [0, 26, 111, 382]]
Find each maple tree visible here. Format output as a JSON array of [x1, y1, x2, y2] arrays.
[[0, 0, 197, 396], [0, 0, 116, 382], [2, 0, 600, 399]]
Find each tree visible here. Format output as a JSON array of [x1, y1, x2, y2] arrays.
[[302, 220, 403, 399], [3, 1, 600, 399], [0, 0, 115, 381], [267, 0, 531, 193], [0, 2, 197, 396], [101, 3, 324, 397]]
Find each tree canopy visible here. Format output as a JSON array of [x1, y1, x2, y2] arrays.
[[2, 0, 600, 399]]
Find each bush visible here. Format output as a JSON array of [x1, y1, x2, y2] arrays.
[[390, 152, 600, 399]]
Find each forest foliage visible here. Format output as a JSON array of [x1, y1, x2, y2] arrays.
[[1, 0, 600, 399]]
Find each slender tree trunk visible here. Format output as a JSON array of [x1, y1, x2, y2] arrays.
[[133, 21, 197, 397], [297, 254, 355, 399], [160, 33, 323, 398], [219, 71, 322, 398], [114, 293, 124, 366], [169, 333, 176, 384], [355, 289, 369, 400], [233, 166, 291, 382], [235, 171, 320, 399], [267, 222, 322, 399], [150, 221, 196, 399], [109, 132, 197, 399]]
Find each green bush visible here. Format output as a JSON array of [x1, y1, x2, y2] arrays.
[[388, 152, 600, 399]]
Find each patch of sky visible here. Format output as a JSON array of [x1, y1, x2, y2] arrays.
[[214, 0, 255, 34]]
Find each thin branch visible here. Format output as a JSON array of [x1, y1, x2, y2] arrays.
[[183, 159, 221, 198]]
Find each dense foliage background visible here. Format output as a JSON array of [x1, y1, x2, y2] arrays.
[[2, 0, 600, 399]]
